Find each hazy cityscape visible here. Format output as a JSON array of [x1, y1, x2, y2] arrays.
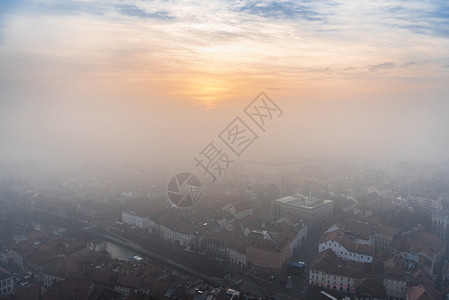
[[1, 0, 449, 300]]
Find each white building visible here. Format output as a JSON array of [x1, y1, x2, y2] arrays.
[[43, 272, 64, 289], [319, 230, 374, 263], [158, 224, 195, 247], [227, 247, 246, 267], [409, 193, 443, 212], [0, 267, 13, 296], [309, 249, 363, 293], [121, 211, 154, 229]]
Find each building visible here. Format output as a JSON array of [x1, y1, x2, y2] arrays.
[[121, 211, 154, 229], [319, 230, 374, 263], [221, 198, 254, 220], [201, 231, 247, 268], [153, 212, 220, 248], [309, 249, 364, 294], [391, 228, 445, 275], [324, 220, 394, 255], [355, 277, 387, 300], [246, 231, 292, 274], [0, 266, 13, 296], [432, 211, 449, 240], [281, 216, 308, 256], [406, 285, 442, 300], [372, 224, 395, 255], [409, 192, 443, 212], [272, 194, 333, 227], [383, 259, 407, 299]]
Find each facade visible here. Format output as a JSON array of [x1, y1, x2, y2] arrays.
[[121, 211, 154, 229], [43, 272, 64, 289], [273, 194, 333, 227], [309, 249, 363, 294], [432, 211, 449, 240], [383, 276, 406, 299], [158, 224, 195, 247], [409, 193, 443, 212], [373, 224, 395, 255], [0, 267, 13, 296], [246, 233, 291, 273], [201, 232, 247, 268]]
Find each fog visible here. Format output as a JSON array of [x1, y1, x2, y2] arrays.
[[1, 0, 449, 177], [2, 2, 449, 297], [1, 85, 449, 176]]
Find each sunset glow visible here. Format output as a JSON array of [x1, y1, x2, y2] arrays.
[[1, 0, 448, 109], [1, 0, 449, 164]]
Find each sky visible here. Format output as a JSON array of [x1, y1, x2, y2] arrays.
[[1, 0, 449, 169]]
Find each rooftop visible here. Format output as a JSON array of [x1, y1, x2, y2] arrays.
[[0, 266, 12, 281], [320, 230, 374, 256], [274, 194, 333, 209], [310, 249, 365, 279]]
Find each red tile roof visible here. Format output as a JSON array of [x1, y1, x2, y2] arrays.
[[310, 249, 365, 279], [320, 230, 374, 256]]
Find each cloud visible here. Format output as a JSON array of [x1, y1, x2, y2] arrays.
[[233, 1, 323, 20], [368, 62, 395, 71], [118, 4, 174, 20], [403, 61, 417, 67], [1, 0, 448, 107], [383, 1, 449, 38]]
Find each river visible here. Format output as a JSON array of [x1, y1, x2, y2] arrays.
[[94, 240, 136, 261]]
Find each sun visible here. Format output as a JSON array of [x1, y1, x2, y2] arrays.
[[188, 77, 231, 110]]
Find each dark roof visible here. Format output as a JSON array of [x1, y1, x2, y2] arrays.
[[0, 266, 12, 281], [0, 283, 41, 300], [355, 276, 387, 298], [310, 249, 365, 279]]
